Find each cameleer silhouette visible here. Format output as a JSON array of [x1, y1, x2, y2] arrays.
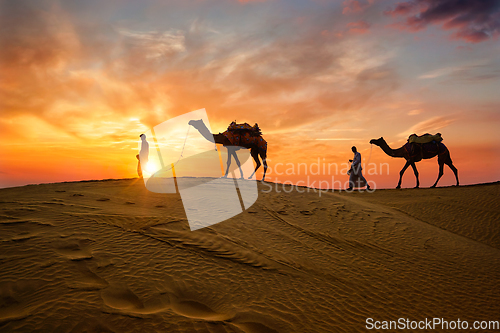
[[347, 146, 370, 190], [137, 134, 149, 177]]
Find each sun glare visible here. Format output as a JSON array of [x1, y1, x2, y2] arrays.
[[146, 162, 159, 173]]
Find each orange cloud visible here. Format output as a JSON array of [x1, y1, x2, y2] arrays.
[[0, 0, 401, 187]]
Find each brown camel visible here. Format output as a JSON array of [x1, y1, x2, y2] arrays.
[[188, 119, 268, 181], [369, 137, 459, 189]]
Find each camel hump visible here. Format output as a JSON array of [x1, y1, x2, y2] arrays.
[[408, 133, 443, 144], [227, 121, 263, 136]]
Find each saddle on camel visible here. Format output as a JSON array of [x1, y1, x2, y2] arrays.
[[405, 133, 446, 160], [222, 121, 267, 152]]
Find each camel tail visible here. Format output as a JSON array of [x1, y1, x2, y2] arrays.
[[258, 137, 267, 153]]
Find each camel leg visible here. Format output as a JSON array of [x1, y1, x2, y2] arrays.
[[396, 160, 411, 189], [248, 148, 261, 180], [431, 157, 445, 188], [231, 150, 244, 179], [222, 147, 234, 178], [260, 150, 268, 181], [445, 156, 459, 186], [410, 162, 419, 188]]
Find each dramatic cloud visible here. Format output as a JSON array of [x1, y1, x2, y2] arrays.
[[0, 0, 400, 142], [385, 0, 500, 43]]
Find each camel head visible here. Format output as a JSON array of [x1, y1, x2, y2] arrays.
[[188, 119, 204, 128], [369, 137, 385, 146]]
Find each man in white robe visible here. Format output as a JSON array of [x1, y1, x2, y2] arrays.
[[347, 146, 370, 191]]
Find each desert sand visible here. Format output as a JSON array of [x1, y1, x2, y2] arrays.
[[0, 179, 499, 332]]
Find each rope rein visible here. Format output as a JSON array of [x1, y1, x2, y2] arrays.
[[152, 125, 191, 174]]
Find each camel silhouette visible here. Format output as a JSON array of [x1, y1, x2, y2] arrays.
[[369, 137, 459, 189], [188, 119, 268, 181]]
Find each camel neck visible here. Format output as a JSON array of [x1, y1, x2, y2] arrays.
[[379, 140, 405, 158], [193, 122, 215, 143]]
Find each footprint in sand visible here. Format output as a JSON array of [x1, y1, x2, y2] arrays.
[[152, 277, 234, 321], [100, 285, 171, 316], [0, 294, 30, 324], [101, 285, 144, 311], [66, 262, 109, 291], [100, 280, 232, 320], [0, 280, 42, 324], [54, 239, 93, 261], [168, 293, 232, 321], [231, 312, 281, 333]]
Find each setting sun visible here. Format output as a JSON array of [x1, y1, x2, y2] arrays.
[[146, 162, 160, 174]]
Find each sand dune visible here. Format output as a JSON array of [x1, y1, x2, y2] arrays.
[[0, 179, 499, 332]]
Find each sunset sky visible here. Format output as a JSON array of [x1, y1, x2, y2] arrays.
[[1, 0, 499, 189]]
